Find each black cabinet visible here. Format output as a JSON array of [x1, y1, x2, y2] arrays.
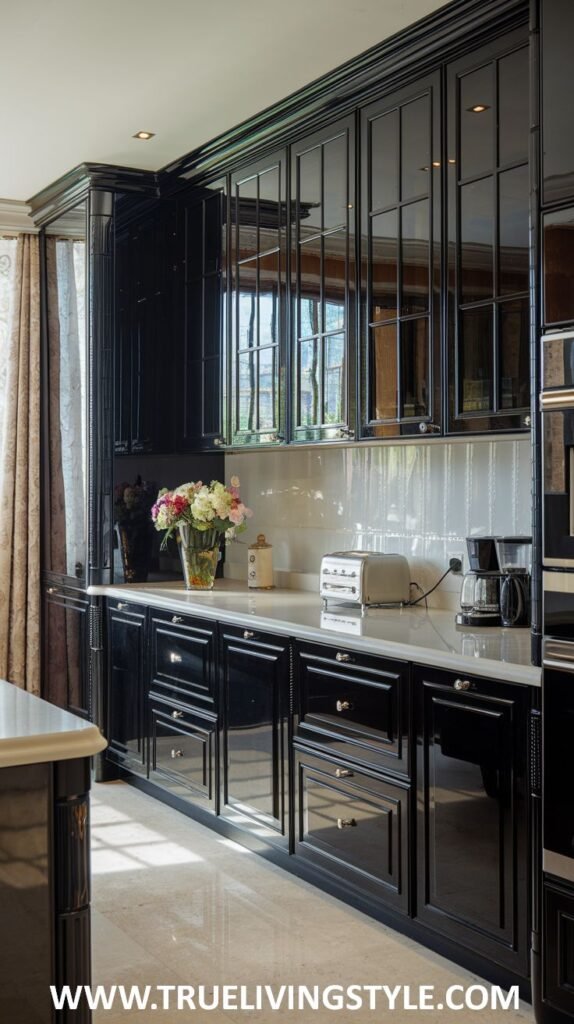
[[415, 666, 530, 976], [105, 598, 147, 774], [42, 583, 90, 718], [294, 746, 409, 913], [294, 640, 410, 777], [176, 182, 226, 450], [229, 150, 287, 446], [148, 608, 217, 710], [360, 74, 441, 439], [291, 116, 356, 442], [543, 879, 574, 1016], [149, 695, 217, 812], [446, 29, 530, 434], [542, 0, 574, 206], [114, 199, 177, 455], [220, 625, 290, 840]]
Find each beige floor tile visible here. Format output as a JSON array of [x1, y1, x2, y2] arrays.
[[92, 781, 534, 1023]]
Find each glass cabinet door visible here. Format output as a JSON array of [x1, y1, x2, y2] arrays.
[[360, 75, 441, 438], [230, 152, 286, 446], [542, 0, 574, 205], [291, 116, 355, 442], [447, 30, 530, 433], [43, 202, 88, 582]]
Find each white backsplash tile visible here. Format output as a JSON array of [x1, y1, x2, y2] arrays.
[[225, 439, 532, 608]]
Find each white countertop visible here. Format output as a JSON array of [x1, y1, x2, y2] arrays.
[[90, 579, 541, 687], [0, 679, 107, 769]]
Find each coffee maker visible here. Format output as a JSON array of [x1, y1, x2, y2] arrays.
[[456, 537, 504, 627], [495, 536, 532, 628]]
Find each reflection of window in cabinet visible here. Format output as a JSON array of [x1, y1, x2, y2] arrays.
[[291, 117, 355, 443], [230, 153, 286, 446], [447, 30, 530, 433], [360, 76, 441, 439]]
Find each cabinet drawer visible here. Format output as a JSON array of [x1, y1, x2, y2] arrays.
[[295, 642, 410, 776], [544, 881, 574, 1015], [294, 746, 409, 913], [149, 609, 217, 708], [149, 698, 216, 810]]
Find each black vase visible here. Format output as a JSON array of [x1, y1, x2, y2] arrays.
[[116, 523, 154, 583]]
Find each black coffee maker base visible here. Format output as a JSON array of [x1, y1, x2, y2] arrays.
[[455, 611, 503, 627]]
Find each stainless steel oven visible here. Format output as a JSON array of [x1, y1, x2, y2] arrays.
[[543, 633, 574, 882], [541, 331, 574, 568]]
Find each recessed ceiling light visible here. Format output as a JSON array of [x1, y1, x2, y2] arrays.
[[133, 131, 155, 140], [468, 104, 490, 113]]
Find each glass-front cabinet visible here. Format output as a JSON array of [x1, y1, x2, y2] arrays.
[[229, 151, 287, 446], [291, 116, 355, 442], [360, 75, 441, 438], [447, 30, 530, 433], [43, 202, 88, 582]]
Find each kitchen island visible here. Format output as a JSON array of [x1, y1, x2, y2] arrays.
[[0, 680, 106, 1024]]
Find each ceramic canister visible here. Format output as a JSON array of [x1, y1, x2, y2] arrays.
[[248, 533, 273, 589]]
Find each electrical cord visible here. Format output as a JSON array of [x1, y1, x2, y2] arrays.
[[408, 567, 453, 607]]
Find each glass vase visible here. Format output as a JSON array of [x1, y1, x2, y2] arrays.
[[178, 525, 220, 590], [116, 522, 154, 584]]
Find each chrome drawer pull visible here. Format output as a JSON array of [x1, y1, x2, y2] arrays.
[[335, 652, 352, 663], [171, 615, 183, 625], [171, 749, 184, 759], [243, 630, 255, 640], [336, 699, 352, 712], [169, 653, 182, 664], [335, 768, 353, 778], [337, 818, 357, 829], [171, 710, 184, 720], [46, 587, 58, 595], [454, 678, 471, 691], [117, 602, 128, 610]]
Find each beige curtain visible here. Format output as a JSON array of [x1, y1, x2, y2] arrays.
[[0, 235, 41, 693]]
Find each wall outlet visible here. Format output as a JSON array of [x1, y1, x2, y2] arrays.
[[448, 553, 464, 574]]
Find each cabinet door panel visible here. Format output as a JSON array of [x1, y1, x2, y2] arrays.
[[221, 628, 290, 839], [43, 585, 89, 718], [544, 881, 574, 1015], [292, 118, 355, 442], [415, 668, 529, 976], [149, 699, 216, 810], [542, 0, 574, 204], [294, 747, 409, 913], [447, 30, 530, 434], [106, 601, 146, 773], [149, 610, 217, 709], [360, 75, 440, 439]]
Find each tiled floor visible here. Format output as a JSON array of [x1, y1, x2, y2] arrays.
[[91, 782, 535, 1022]]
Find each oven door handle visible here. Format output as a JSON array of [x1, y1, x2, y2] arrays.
[[543, 640, 574, 671]]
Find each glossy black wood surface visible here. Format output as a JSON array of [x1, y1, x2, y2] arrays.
[[543, 880, 574, 1017], [291, 116, 355, 442], [541, 0, 574, 207], [294, 640, 410, 776], [148, 608, 217, 709], [106, 599, 147, 774], [220, 625, 290, 839], [446, 28, 531, 434], [415, 665, 530, 976], [43, 583, 90, 718], [360, 74, 441, 438], [149, 695, 217, 811], [294, 746, 410, 913]]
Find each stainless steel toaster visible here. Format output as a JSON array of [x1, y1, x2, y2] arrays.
[[320, 551, 411, 610]]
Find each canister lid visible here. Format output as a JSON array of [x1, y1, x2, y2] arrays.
[[249, 533, 271, 549]]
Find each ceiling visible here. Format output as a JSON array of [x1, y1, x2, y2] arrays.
[[1, 0, 447, 202]]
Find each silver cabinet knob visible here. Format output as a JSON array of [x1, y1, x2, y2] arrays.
[[213, 437, 226, 447], [46, 587, 58, 595], [419, 421, 440, 434], [171, 615, 183, 625], [169, 652, 182, 664], [335, 652, 351, 662], [335, 768, 353, 778], [336, 699, 352, 712], [117, 602, 128, 610], [243, 629, 255, 640], [454, 678, 471, 691], [337, 818, 357, 829], [270, 433, 285, 443], [171, 749, 184, 758], [523, 415, 531, 428], [338, 427, 354, 439], [171, 710, 184, 719]]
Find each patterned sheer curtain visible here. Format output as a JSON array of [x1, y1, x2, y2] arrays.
[[0, 235, 41, 693]]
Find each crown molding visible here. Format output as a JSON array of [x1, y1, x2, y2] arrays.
[[0, 199, 37, 234]]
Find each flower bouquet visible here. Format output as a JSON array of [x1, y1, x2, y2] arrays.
[[151, 476, 252, 590], [114, 476, 157, 583]]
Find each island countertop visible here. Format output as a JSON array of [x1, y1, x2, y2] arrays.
[[0, 679, 107, 769], [90, 579, 541, 687]]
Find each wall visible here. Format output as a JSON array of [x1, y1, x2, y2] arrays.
[[225, 438, 532, 609]]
